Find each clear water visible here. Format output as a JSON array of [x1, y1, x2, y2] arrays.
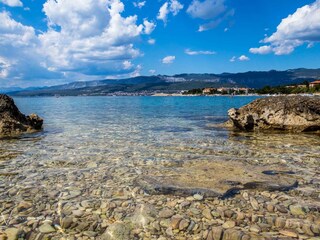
[[1, 96, 319, 200]]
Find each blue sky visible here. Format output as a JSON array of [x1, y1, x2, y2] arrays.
[[0, 0, 319, 88]]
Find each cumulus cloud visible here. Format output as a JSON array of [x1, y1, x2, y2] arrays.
[[133, 1, 146, 8], [250, 0, 320, 55], [123, 60, 133, 70], [149, 69, 156, 74], [187, 0, 233, 31], [185, 49, 216, 55], [162, 55, 175, 64], [249, 45, 272, 55], [238, 55, 250, 61], [143, 19, 156, 34], [0, 0, 23, 7], [157, 0, 183, 23], [0, 11, 61, 84], [0, 0, 155, 87], [229, 55, 249, 62]]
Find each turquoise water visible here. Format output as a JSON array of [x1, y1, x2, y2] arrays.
[[9, 96, 259, 164], [3, 96, 320, 166], [1, 96, 320, 198]]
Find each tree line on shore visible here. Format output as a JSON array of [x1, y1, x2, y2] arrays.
[[183, 81, 320, 95]]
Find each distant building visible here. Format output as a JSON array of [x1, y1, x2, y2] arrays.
[[202, 88, 216, 94], [285, 84, 307, 89], [310, 80, 320, 88]]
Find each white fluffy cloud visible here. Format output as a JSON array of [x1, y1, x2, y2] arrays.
[[239, 55, 249, 61], [133, 1, 146, 8], [229, 55, 249, 62], [157, 0, 183, 23], [0, 0, 156, 86], [250, 0, 320, 55], [162, 55, 175, 64], [185, 49, 216, 55], [143, 19, 156, 34], [187, 0, 233, 31], [123, 60, 133, 70], [0, 0, 23, 7], [0, 11, 61, 84]]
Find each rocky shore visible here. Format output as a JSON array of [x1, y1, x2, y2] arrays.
[[0, 94, 43, 138], [0, 96, 319, 240], [226, 95, 320, 132], [0, 150, 319, 240]]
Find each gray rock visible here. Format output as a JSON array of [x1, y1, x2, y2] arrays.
[[0, 94, 43, 137], [103, 222, 133, 240], [226, 96, 320, 132]]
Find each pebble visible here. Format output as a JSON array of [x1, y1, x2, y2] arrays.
[[275, 218, 286, 228], [211, 227, 223, 240], [4, 228, 20, 240], [250, 197, 259, 210], [250, 224, 261, 233], [202, 208, 213, 220], [279, 230, 298, 238], [171, 215, 183, 229], [266, 204, 275, 212], [179, 219, 190, 230], [276, 204, 288, 213], [39, 224, 56, 233], [193, 194, 204, 201], [159, 209, 175, 218], [289, 205, 306, 216], [222, 220, 236, 229]]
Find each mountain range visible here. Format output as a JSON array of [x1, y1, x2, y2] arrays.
[[5, 68, 320, 96]]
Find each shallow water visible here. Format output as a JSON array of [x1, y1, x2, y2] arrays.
[[0, 96, 319, 199], [1, 95, 320, 239]]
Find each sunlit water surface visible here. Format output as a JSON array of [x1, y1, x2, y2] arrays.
[[1, 96, 319, 198]]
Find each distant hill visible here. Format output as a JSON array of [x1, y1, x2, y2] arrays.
[[8, 68, 320, 96]]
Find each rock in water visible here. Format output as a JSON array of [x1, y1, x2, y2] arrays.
[[0, 94, 43, 137], [226, 96, 320, 132]]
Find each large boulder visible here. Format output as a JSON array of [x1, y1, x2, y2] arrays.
[[0, 94, 43, 137], [227, 95, 320, 132]]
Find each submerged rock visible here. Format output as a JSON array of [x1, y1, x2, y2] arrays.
[[0, 94, 43, 137], [226, 96, 320, 132]]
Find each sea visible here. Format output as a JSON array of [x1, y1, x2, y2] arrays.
[[1, 96, 320, 200], [2, 96, 320, 170]]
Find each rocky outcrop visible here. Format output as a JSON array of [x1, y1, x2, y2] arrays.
[[0, 94, 43, 137], [227, 95, 320, 132]]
